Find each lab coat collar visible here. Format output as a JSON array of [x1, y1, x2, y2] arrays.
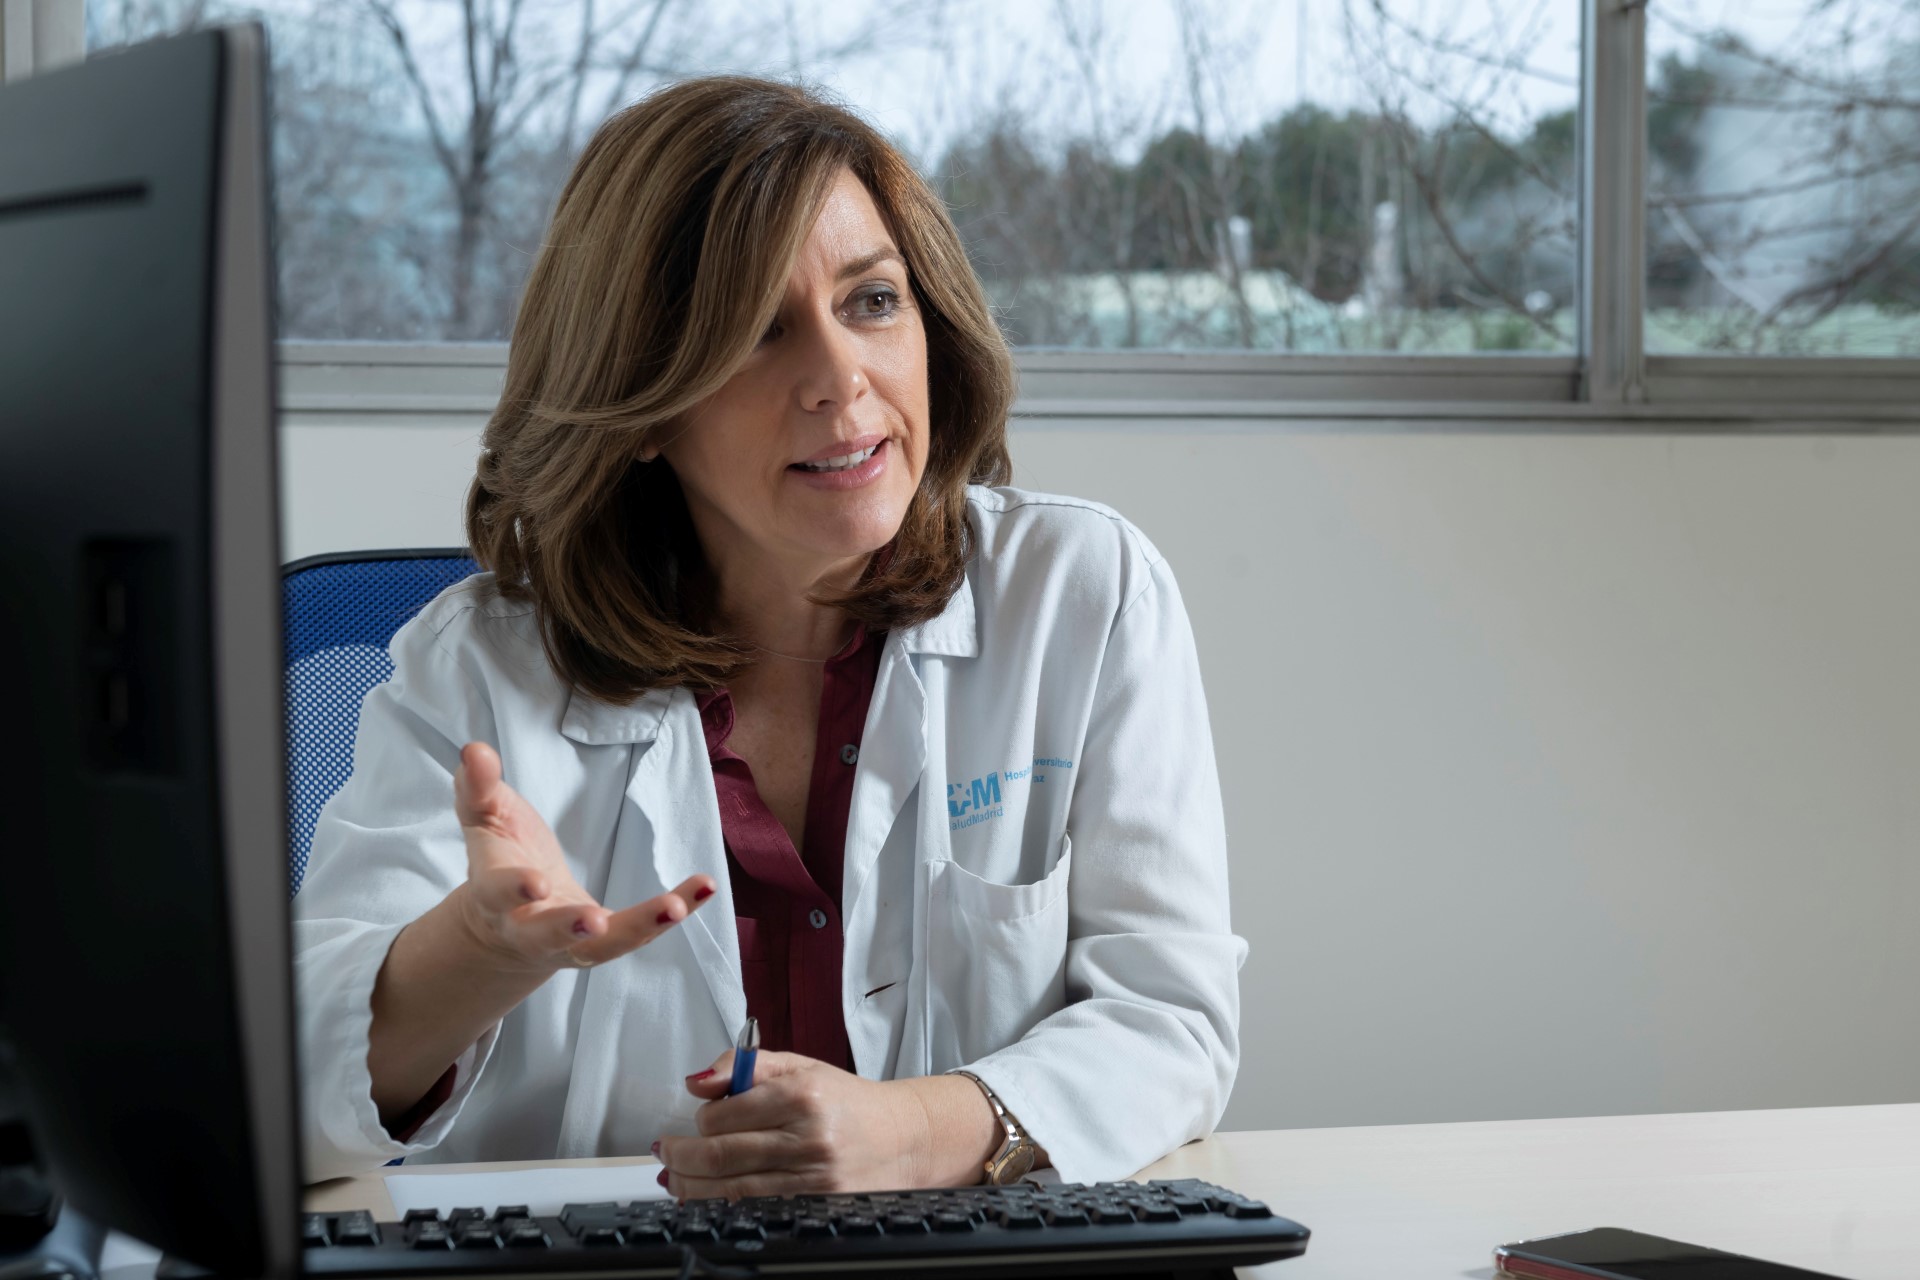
[[558, 685, 675, 746], [556, 571, 975, 745], [895, 563, 977, 659]]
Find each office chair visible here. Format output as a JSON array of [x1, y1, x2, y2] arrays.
[[282, 549, 479, 897]]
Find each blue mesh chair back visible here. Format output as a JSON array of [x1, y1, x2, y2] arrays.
[[283, 550, 480, 896]]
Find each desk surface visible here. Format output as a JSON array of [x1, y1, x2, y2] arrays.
[[306, 1102, 1920, 1279]]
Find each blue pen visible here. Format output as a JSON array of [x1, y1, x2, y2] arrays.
[[728, 1016, 759, 1096]]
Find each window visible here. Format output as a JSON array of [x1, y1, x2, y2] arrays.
[[91, 0, 1580, 354], [82, 0, 1920, 411], [930, 2, 1579, 352], [1645, 0, 1920, 357]]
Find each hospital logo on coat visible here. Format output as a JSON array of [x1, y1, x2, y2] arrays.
[[948, 771, 1002, 828], [947, 758, 1074, 832]]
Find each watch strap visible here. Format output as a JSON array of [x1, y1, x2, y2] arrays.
[[948, 1068, 1036, 1185]]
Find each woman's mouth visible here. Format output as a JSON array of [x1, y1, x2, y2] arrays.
[[786, 438, 888, 489], [792, 442, 880, 472]]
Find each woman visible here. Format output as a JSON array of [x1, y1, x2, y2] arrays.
[[295, 75, 1245, 1197]]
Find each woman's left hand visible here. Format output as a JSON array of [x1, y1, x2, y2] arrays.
[[653, 1051, 992, 1199]]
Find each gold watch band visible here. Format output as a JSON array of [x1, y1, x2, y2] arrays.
[[949, 1068, 1037, 1185]]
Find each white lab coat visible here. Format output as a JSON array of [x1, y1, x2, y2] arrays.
[[294, 484, 1246, 1186]]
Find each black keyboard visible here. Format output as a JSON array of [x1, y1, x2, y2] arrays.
[[299, 1178, 1309, 1278]]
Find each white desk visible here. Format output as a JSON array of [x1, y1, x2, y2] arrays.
[[306, 1102, 1920, 1279]]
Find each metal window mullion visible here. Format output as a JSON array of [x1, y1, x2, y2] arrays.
[[1, 0, 32, 80], [1580, 0, 1649, 404], [1, 0, 84, 81]]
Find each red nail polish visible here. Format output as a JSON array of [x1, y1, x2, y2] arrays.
[[656, 911, 674, 925], [694, 886, 714, 902], [687, 1068, 716, 1082], [650, 1140, 661, 1157], [656, 1169, 670, 1189], [571, 919, 590, 936]]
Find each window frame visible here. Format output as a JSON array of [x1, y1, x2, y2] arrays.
[[3, 0, 84, 81], [255, 0, 1920, 425]]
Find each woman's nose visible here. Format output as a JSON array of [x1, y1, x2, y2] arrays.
[[792, 314, 868, 411]]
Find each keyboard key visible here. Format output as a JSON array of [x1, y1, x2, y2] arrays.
[[403, 1209, 442, 1226], [791, 1216, 835, 1238], [623, 1225, 670, 1247], [447, 1207, 487, 1224], [723, 1220, 766, 1242], [503, 1223, 550, 1248], [1089, 1204, 1135, 1225], [1166, 1193, 1209, 1214], [453, 1224, 501, 1249], [334, 1213, 380, 1246], [884, 1213, 928, 1234], [491, 1205, 531, 1223], [837, 1214, 882, 1235], [301, 1217, 330, 1248], [1225, 1199, 1275, 1219], [1045, 1207, 1091, 1227], [930, 1212, 975, 1233], [560, 1202, 620, 1229], [408, 1224, 451, 1250], [996, 1210, 1044, 1230], [1136, 1202, 1183, 1223]]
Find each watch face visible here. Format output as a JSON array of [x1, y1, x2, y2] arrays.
[[993, 1144, 1037, 1184]]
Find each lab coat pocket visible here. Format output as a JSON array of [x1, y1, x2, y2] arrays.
[[926, 833, 1072, 1067]]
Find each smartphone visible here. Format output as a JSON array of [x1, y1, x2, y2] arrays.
[[1495, 1227, 1846, 1280]]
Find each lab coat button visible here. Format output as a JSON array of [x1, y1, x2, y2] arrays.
[[808, 908, 828, 930], [840, 743, 858, 765]]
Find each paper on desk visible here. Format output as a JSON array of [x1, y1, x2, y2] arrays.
[[385, 1165, 673, 1218]]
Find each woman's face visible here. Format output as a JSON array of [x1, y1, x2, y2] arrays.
[[657, 167, 929, 588]]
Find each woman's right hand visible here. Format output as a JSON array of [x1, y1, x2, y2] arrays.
[[451, 741, 714, 972]]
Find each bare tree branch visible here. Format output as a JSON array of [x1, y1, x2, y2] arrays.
[[1393, 123, 1567, 342], [363, 0, 462, 185]]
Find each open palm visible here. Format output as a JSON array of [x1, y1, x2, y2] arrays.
[[452, 741, 712, 969]]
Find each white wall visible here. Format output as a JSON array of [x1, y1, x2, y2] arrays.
[[282, 415, 1920, 1131]]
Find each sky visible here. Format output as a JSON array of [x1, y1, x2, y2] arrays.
[[685, 0, 1855, 167], [112, 0, 1891, 167], [717, 0, 1588, 164]]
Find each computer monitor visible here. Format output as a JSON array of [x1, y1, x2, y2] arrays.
[[0, 25, 297, 1280]]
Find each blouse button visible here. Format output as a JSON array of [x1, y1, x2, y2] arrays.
[[840, 743, 859, 765], [808, 908, 829, 930]]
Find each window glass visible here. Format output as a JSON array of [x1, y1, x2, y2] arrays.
[[1646, 0, 1920, 356], [89, 0, 1578, 351]]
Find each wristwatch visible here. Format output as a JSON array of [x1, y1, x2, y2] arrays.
[[949, 1069, 1037, 1185]]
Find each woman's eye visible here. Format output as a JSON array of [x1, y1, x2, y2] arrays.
[[757, 320, 782, 346], [851, 287, 899, 318]]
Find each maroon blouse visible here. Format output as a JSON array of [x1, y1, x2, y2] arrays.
[[693, 622, 883, 1070]]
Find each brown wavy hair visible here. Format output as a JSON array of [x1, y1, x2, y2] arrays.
[[464, 76, 1014, 704]]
